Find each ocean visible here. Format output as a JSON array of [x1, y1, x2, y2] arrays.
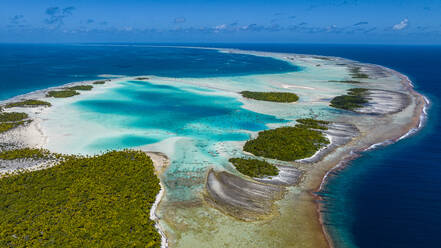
[[213, 43, 441, 248], [0, 44, 297, 100], [1, 43, 440, 247]]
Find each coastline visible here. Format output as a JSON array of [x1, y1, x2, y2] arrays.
[[206, 46, 428, 248], [0, 46, 428, 248], [146, 151, 171, 248], [219, 48, 429, 247], [315, 69, 428, 248]]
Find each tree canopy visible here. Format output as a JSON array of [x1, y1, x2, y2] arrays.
[[0, 150, 162, 248], [240, 91, 299, 103], [46, 90, 80, 98], [330, 88, 369, 111], [243, 119, 330, 161], [229, 158, 279, 178], [5, 100, 52, 108]]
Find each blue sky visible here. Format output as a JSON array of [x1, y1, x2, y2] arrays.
[[1, 0, 441, 44]]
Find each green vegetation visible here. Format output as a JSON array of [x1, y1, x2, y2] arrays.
[[296, 118, 329, 130], [0, 148, 55, 160], [313, 56, 332, 61], [349, 67, 369, 79], [240, 91, 299, 103], [5, 99, 52, 108], [243, 121, 330, 161], [0, 150, 161, 248], [0, 112, 29, 133], [67, 85, 93, 91], [229, 158, 279, 178], [0, 112, 28, 122], [330, 88, 369, 111], [0, 122, 24, 133], [328, 80, 363, 84], [349, 88, 369, 95], [46, 90, 79, 98], [93, 80, 106, 85]]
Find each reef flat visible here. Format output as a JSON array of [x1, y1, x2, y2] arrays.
[[205, 169, 286, 221], [0, 47, 426, 248]]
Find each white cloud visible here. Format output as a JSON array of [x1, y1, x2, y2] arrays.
[[215, 24, 226, 30], [393, 19, 409, 30], [174, 17, 186, 24], [214, 24, 227, 32]]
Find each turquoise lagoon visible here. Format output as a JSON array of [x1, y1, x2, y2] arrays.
[[73, 80, 287, 200], [30, 49, 360, 247], [40, 52, 349, 203], [2, 44, 436, 247]]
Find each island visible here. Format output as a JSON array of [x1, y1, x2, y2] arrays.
[[240, 91, 299, 102], [67, 85, 94, 91], [0, 150, 162, 247], [229, 157, 279, 178], [46, 90, 80, 98], [0, 112, 30, 133], [0, 47, 427, 248], [330, 88, 369, 111], [243, 120, 330, 161], [5, 99, 52, 108]]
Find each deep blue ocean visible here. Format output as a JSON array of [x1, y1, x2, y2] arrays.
[[1, 43, 440, 247], [0, 44, 297, 100]]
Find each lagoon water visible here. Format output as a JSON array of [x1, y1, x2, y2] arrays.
[[1, 43, 440, 247], [71, 79, 287, 200]]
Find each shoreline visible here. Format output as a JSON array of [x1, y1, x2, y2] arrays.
[[0, 46, 428, 248], [315, 69, 429, 248], [146, 151, 171, 248], [210, 47, 427, 248]]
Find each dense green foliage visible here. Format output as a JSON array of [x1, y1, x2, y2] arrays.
[[328, 80, 362, 84], [296, 118, 329, 130], [46, 90, 80, 98], [244, 123, 330, 161], [240, 91, 299, 103], [349, 67, 369, 79], [68, 85, 93, 91], [92, 80, 106, 85], [0, 112, 29, 133], [0, 112, 28, 122], [0, 150, 161, 248], [0, 148, 55, 160], [330, 88, 369, 111], [313, 56, 332, 61], [348, 88, 369, 95], [5, 100, 52, 108], [229, 158, 279, 178], [0, 122, 23, 133]]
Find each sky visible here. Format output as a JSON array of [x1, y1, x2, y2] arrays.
[[1, 0, 441, 44]]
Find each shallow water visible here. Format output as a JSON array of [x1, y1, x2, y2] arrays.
[[212, 44, 441, 248], [67, 79, 288, 201], [2, 44, 438, 247]]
